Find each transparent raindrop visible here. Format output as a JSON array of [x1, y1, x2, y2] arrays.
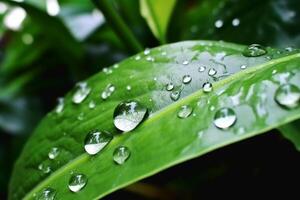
[[35, 187, 56, 200], [182, 60, 189, 65], [38, 163, 51, 174], [126, 85, 132, 91], [202, 82, 213, 93], [84, 131, 113, 155], [55, 97, 64, 114], [240, 65, 247, 70], [214, 107, 237, 129], [101, 83, 115, 100], [72, 82, 91, 104], [232, 18, 240, 26], [68, 173, 87, 192], [243, 44, 267, 57], [77, 112, 84, 121], [88, 100, 96, 109], [198, 66, 206, 72], [48, 147, 60, 160], [144, 48, 150, 55], [274, 84, 300, 109], [166, 83, 174, 91], [208, 68, 217, 76], [182, 75, 192, 84], [113, 146, 131, 165], [135, 55, 141, 60], [177, 105, 193, 118]]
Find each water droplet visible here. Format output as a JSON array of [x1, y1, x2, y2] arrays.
[[182, 60, 189, 65], [103, 67, 113, 74], [240, 65, 247, 70], [177, 105, 193, 118], [113, 146, 131, 165], [166, 83, 174, 91], [135, 55, 141, 60], [197, 131, 204, 139], [146, 56, 154, 62], [170, 90, 181, 101], [38, 163, 51, 174], [144, 48, 150, 55], [68, 173, 87, 192], [113, 64, 119, 69], [161, 51, 167, 56], [210, 106, 215, 111], [84, 131, 113, 155], [214, 19, 223, 28], [48, 147, 59, 160], [243, 44, 267, 57], [182, 75, 192, 84], [22, 33, 34, 45], [126, 85, 132, 91], [113, 100, 148, 132], [202, 82, 213, 93], [55, 97, 64, 114], [36, 187, 56, 200], [214, 108, 237, 129], [272, 69, 277, 74], [208, 68, 217, 76], [77, 112, 84, 121], [198, 66, 206, 72], [88, 101, 96, 109], [101, 83, 115, 100], [72, 82, 91, 104], [274, 84, 300, 109], [232, 18, 240, 26]]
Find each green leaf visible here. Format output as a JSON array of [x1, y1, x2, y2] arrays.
[[140, 0, 176, 44], [278, 120, 300, 151], [9, 41, 300, 199]]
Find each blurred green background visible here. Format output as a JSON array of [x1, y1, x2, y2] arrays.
[[1, 0, 300, 199]]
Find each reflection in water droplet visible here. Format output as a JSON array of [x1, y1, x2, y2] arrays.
[[72, 82, 91, 104], [113, 146, 131, 165], [88, 101, 96, 109], [214, 19, 223, 28], [182, 60, 189, 65], [177, 105, 193, 118], [210, 106, 215, 111], [182, 75, 192, 84], [198, 66, 206, 72], [113, 64, 119, 69], [68, 173, 87, 192], [202, 82, 213, 93], [101, 83, 115, 100], [84, 131, 113, 155], [274, 84, 300, 109], [170, 90, 181, 101], [166, 83, 174, 91], [113, 100, 148, 132], [48, 147, 60, 160], [55, 97, 64, 114], [36, 187, 56, 200], [214, 108, 237, 129], [232, 18, 240, 26], [208, 68, 217, 76], [243, 44, 267, 57], [240, 65, 247, 70]]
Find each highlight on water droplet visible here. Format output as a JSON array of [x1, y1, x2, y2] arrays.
[[177, 105, 193, 119], [113, 100, 148, 132], [182, 75, 192, 84], [202, 82, 213, 93], [243, 44, 267, 57], [240, 65, 247, 70], [101, 83, 115, 100], [274, 84, 300, 109], [213, 107, 237, 129], [48, 147, 60, 160], [113, 146, 131, 165], [84, 131, 113, 155], [144, 48, 150, 55], [68, 173, 87, 193], [126, 85, 132, 91], [232, 18, 240, 26], [72, 82, 91, 104], [36, 187, 56, 200]]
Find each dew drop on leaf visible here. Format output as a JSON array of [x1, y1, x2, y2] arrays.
[[88, 100, 96, 109], [274, 84, 300, 109], [84, 131, 113, 155], [101, 83, 115, 100], [214, 19, 223, 28], [55, 97, 64, 114], [243, 44, 267, 57], [113, 100, 148, 132], [240, 65, 247, 70], [182, 60, 189, 65], [232, 18, 240, 26], [126, 85, 132, 91], [170, 90, 181, 101], [35, 187, 56, 200], [202, 82, 213, 93], [214, 108, 237, 129], [38, 163, 51, 174], [198, 66, 206, 72], [135, 55, 141, 60], [144, 48, 150, 55], [166, 83, 174, 91], [68, 173, 87, 193], [72, 82, 91, 104], [48, 147, 60, 160], [208, 68, 217, 76], [177, 105, 193, 118], [113, 146, 131, 165], [182, 75, 192, 84]]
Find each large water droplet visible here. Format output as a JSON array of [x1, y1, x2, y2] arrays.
[[182, 75, 192, 84], [48, 147, 60, 160], [72, 82, 91, 104], [36, 187, 56, 200], [101, 83, 115, 100], [177, 105, 193, 118], [84, 131, 113, 155], [113, 146, 131, 165], [166, 83, 174, 91], [170, 90, 181, 101], [202, 82, 213, 93], [55, 97, 64, 114], [113, 100, 148, 132], [68, 173, 87, 192], [208, 68, 217, 76], [243, 44, 267, 57], [274, 84, 300, 109], [214, 108, 237, 129]]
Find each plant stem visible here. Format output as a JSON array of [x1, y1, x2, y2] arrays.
[[92, 0, 143, 53]]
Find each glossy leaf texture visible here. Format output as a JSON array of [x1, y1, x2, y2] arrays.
[[279, 120, 300, 151], [140, 0, 176, 43], [9, 41, 300, 200]]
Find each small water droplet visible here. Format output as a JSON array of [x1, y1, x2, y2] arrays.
[[88, 101, 96, 109], [214, 108, 237, 129], [68, 173, 87, 192], [38, 163, 51, 174], [166, 83, 174, 91], [77, 112, 84, 121], [198, 66, 206, 72], [55, 97, 64, 114], [146, 56, 154, 62], [102, 67, 113, 74], [214, 19, 223, 28], [84, 131, 113, 155], [135, 55, 141, 60], [177, 105, 193, 118], [202, 82, 213, 93], [22, 33, 33, 45], [113, 64, 119, 69], [48, 147, 60, 160], [285, 47, 294, 52], [232, 18, 240, 26], [182, 60, 189, 65], [274, 84, 300, 109], [113, 146, 131, 165], [36, 187, 56, 200], [243, 44, 267, 57], [197, 131, 204, 139], [113, 100, 148, 132], [72, 82, 91, 104], [240, 65, 247, 70], [144, 48, 150, 55], [182, 75, 192, 84], [210, 106, 215, 111], [272, 69, 277, 74], [208, 68, 217, 76], [126, 85, 132, 91], [101, 83, 115, 100], [161, 51, 167, 56], [170, 90, 181, 101]]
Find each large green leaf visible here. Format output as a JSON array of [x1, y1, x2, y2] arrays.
[[9, 41, 300, 199], [140, 0, 176, 44], [279, 120, 300, 151]]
